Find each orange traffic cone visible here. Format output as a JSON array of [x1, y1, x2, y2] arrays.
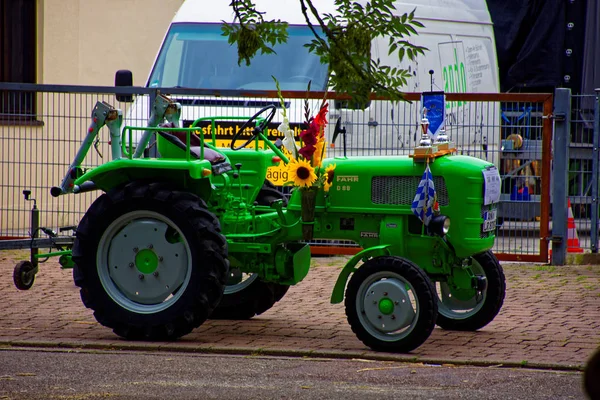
[[567, 200, 584, 253]]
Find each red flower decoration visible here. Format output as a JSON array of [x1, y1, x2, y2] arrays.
[[314, 103, 329, 130], [299, 145, 316, 160], [300, 125, 318, 146]]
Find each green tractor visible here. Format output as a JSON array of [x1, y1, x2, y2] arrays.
[[50, 94, 505, 352]]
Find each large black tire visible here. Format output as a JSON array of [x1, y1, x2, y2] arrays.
[[211, 182, 290, 320], [435, 250, 506, 331], [584, 348, 600, 400], [345, 256, 437, 353], [72, 182, 228, 340]]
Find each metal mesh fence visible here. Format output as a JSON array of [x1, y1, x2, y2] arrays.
[[0, 85, 147, 238], [0, 84, 555, 261], [570, 92, 600, 252]]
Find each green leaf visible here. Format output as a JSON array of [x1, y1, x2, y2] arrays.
[[225, 0, 426, 104]]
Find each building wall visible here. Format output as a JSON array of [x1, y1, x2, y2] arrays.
[[0, 1, 185, 235], [39, 0, 185, 86]]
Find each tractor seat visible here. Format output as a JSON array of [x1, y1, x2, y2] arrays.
[[156, 125, 232, 174]]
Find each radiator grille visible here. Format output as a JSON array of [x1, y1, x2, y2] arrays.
[[371, 176, 449, 206]]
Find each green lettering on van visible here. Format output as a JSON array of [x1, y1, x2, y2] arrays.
[[443, 48, 467, 109]]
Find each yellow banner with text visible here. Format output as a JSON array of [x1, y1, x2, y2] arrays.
[[189, 121, 303, 186]]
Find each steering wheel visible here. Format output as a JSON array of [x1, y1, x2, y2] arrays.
[[230, 105, 277, 151]]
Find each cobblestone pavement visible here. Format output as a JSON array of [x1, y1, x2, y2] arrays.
[[1, 251, 599, 370]]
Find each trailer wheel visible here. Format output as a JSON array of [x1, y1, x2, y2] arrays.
[[435, 250, 506, 331], [345, 256, 437, 353], [13, 260, 36, 290], [211, 182, 289, 320], [72, 182, 228, 340]]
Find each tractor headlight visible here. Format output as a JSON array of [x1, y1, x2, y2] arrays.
[[429, 215, 450, 236]]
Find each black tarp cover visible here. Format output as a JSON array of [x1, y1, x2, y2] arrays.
[[486, 0, 567, 92], [487, 0, 598, 94]]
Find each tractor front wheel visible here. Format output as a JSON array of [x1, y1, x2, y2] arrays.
[[72, 182, 229, 340], [210, 273, 289, 319], [210, 182, 289, 320], [345, 256, 437, 353]]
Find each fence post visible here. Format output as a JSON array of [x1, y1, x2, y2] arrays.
[[551, 88, 571, 265], [148, 89, 159, 158], [592, 88, 600, 253]]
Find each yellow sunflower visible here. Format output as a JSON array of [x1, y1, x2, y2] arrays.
[[288, 158, 318, 188], [323, 163, 336, 192]]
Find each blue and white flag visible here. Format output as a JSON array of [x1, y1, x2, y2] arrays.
[[411, 165, 436, 226]]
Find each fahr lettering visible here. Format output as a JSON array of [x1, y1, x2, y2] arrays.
[[336, 175, 359, 183]]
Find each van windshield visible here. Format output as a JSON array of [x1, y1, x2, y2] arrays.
[[148, 23, 329, 91]]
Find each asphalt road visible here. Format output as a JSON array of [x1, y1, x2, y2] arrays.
[[0, 348, 587, 400]]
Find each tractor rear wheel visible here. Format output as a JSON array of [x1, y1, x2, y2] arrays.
[[435, 250, 505, 331], [211, 182, 289, 320], [345, 256, 437, 353], [72, 182, 228, 340]]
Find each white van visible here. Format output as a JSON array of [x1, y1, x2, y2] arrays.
[[125, 0, 500, 183]]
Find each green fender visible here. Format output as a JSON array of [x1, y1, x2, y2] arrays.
[[74, 158, 213, 195], [330, 245, 392, 304]]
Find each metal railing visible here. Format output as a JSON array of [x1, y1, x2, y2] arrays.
[[0, 83, 554, 262]]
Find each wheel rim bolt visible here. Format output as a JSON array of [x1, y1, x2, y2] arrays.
[[138, 274, 144, 280], [148, 244, 153, 249], [377, 315, 382, 319], [383, 292, 388, 296], [159, 256, 164, 262], [133, 247, 139, 253], [129, 263, 134, 268], [391, 315, 396, 320], [153, 271, 159, 277], [395, 301, 399, 305]]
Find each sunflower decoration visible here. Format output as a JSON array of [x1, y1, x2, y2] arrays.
[[274, 80, 335, 187], [273, 79, 334, 240], [323, 163, 336, 192], [280, 88, 332, 193], [288, 158, 318, 188]]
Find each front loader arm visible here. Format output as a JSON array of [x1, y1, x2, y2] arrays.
[[51, 101, 123, 197]]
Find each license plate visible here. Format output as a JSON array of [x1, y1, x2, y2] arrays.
[[483, 209, 497, 232]]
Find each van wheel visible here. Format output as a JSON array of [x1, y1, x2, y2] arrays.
[[73, 182, 228, 340], [210, 182, 289, 320]]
